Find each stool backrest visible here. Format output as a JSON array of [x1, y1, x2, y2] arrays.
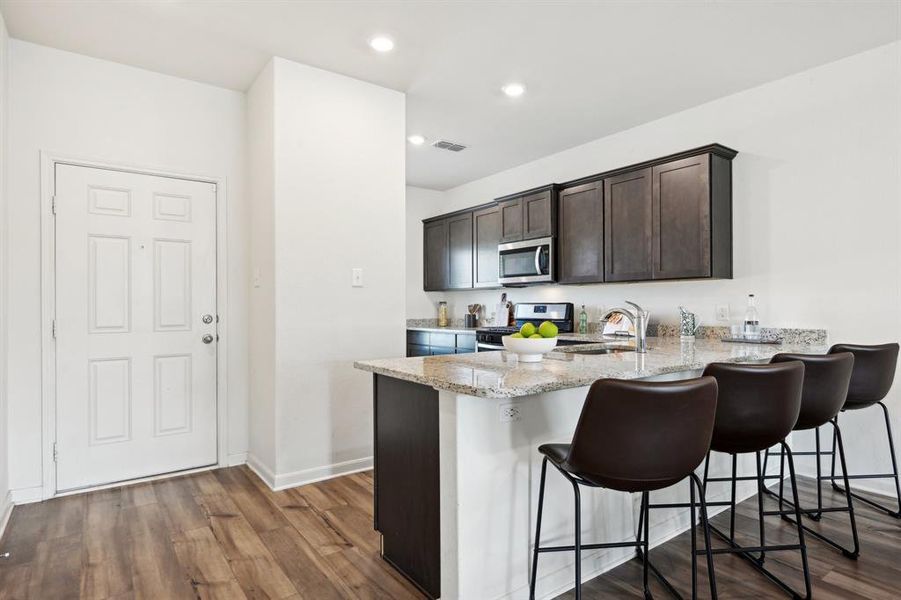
[[566, 377, 718, 488], [702, 361, 804, 454], [829, 343, 899, 407], [770, 353, 854, 430]]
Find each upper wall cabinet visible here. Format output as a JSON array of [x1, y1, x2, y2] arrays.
[[473, 204, 501, 288], [497, 185, 557, 243], [422, 144, 736, 291], [558, 181, 604, 284]]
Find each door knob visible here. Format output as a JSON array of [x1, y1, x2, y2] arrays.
[[202, 334, 214, 344], [202, 314, 214, 324]]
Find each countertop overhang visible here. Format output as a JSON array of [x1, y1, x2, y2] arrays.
[[354, 336, 829, 399]]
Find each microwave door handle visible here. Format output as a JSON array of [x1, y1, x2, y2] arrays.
[[534, 246, 542, 275]]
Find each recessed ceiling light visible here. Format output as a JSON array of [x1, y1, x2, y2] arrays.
[[407, 134, 426, 145], [502, 83, 526, 98], [369, 36, 395, 53]]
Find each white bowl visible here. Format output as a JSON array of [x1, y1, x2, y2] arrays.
[[502, 335, 558, 362]]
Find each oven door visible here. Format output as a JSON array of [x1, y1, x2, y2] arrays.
[[498, 237, 554, 285]]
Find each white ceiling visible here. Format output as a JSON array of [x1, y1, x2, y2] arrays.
[[2, 1, 899, 190]]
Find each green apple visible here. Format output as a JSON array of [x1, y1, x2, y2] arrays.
[[529, 334, 543, 339], [520, 322, 537, 337], [510, 332, 524, 338], [538, 321, 558, 338]]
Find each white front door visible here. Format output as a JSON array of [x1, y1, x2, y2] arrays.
[[54, 164, 218, 492]]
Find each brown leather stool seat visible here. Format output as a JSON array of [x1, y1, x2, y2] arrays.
[[529, 377, 719, 600], [698, 361, 811, 599], [827, 343, 901, 518], [761, 353, 859, 558]]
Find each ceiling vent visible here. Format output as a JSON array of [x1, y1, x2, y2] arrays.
[[432, 139, 467, 152]]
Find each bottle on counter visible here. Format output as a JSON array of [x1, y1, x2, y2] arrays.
[[438, 301, 449, 328], [743, 294, 760, 340], [579, 305, 588, 334]]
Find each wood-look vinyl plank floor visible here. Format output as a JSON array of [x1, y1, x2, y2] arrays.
[[2, 467, 901, 599]]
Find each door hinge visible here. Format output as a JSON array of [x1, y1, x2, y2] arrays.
[[51, 319, 57, 339], [51, 196, 57, 215], [52, 442, 58, 463]]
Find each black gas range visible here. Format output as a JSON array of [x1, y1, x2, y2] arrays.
[[476, 302, 585, 351]]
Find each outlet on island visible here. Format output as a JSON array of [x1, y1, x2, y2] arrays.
[[498, 402, 522, 423]]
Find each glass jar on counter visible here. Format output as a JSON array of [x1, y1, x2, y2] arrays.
[[438, 301, 448, 327]]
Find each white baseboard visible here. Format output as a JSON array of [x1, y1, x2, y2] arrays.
[[246, 455, 373, 491], [9, 485, 43, 505], [0, 492, 12, 540], [226, 452, 248, 467], [245, 453, 277, 488]]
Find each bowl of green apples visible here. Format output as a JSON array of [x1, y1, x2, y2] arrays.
[[502, 321, 559, 362]]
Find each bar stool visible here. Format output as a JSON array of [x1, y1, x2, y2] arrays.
[[529, 377, 719, 600], [761, 352, 859, 558], [699, 361, 811, 600], [828, 343, 901, 517]]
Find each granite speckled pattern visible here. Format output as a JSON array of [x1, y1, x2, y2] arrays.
[[354, 336, 830, 399]]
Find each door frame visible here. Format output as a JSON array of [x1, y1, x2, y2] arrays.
[[39, 151, 231, 499]]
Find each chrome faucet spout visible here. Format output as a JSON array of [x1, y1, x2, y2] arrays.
[[600, 301, 649, 353]]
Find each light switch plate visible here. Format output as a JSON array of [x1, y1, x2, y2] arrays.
[[715, 304, 730, 322], [352, 268, 364, 287]]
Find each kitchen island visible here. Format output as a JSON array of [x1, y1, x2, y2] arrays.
[[354, 332, 827, 599]]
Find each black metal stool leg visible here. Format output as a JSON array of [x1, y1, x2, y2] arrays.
[[529, 457, 548, 600], [729, 453, 737, 542], [573, 480, 582, 600], [755, 451, 766, 563], [690, 478, 697, 599], [830, 403, 901, 518], [782, 441, 812, 600], [642, 491, 651, 600], [691, 473, 718, 600], [831, 419, 860, 558], [812, 427, 823, 521]]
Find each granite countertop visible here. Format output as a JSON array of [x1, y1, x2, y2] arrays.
[[354, 336, 829, 399]]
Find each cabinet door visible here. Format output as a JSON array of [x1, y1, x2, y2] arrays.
[[522, 190, 555, 239], [558, 181, 604, 284], [472, 205, 501, 288], [604, 168, 653, 282], [447, 212, 473, 289], [423, 219, 448, 291], [652, 155, 711, 279], [499, 198, 523, 243]]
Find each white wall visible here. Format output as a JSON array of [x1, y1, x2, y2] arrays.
[[407, 42, 901, 492], [247, 57, 406, 488], [247, 60, 277, 476], [7, 41, 249, 497], [0, 11, 11, 527]]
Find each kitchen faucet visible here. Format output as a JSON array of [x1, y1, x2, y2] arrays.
[[600, 301, 650, 353]]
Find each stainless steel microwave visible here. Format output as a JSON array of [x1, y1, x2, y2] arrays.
[[498, 236, 554, 285]]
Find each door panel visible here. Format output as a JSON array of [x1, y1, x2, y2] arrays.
[[55, 164, 217, 492], [423, 219, 448, 291], [652, 156, 711, 279], [522, 190, 554, 239], [447, 212, 473, 289], [604, 168, 653, 282], [499, 198, 523, 242], [473, 205, 501, 288], [558, 181, 603, 284]]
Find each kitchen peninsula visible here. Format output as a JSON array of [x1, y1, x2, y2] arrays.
[[354, 329, 827, 600]]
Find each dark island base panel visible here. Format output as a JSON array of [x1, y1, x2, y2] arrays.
[[373, 374, 442, 599]]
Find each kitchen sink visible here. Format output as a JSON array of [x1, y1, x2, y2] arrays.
[[569, 346, 634, 355]]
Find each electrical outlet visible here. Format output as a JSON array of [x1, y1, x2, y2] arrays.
[[715, 304, 730, 322], [352, 268, 363, 287], [498, 402, 521, 423]]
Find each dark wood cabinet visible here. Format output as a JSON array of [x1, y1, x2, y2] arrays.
[[558, 181, 604, 284], [498, 186, 557, 243], [472, 204, 501, 288], [422, 144, 735, 291], [499, 197, 523, 243], [652, 154, 732, 279], [423, 219, 448, 291], [447, 212, 473, 289], [604, 168, 653, 282]]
